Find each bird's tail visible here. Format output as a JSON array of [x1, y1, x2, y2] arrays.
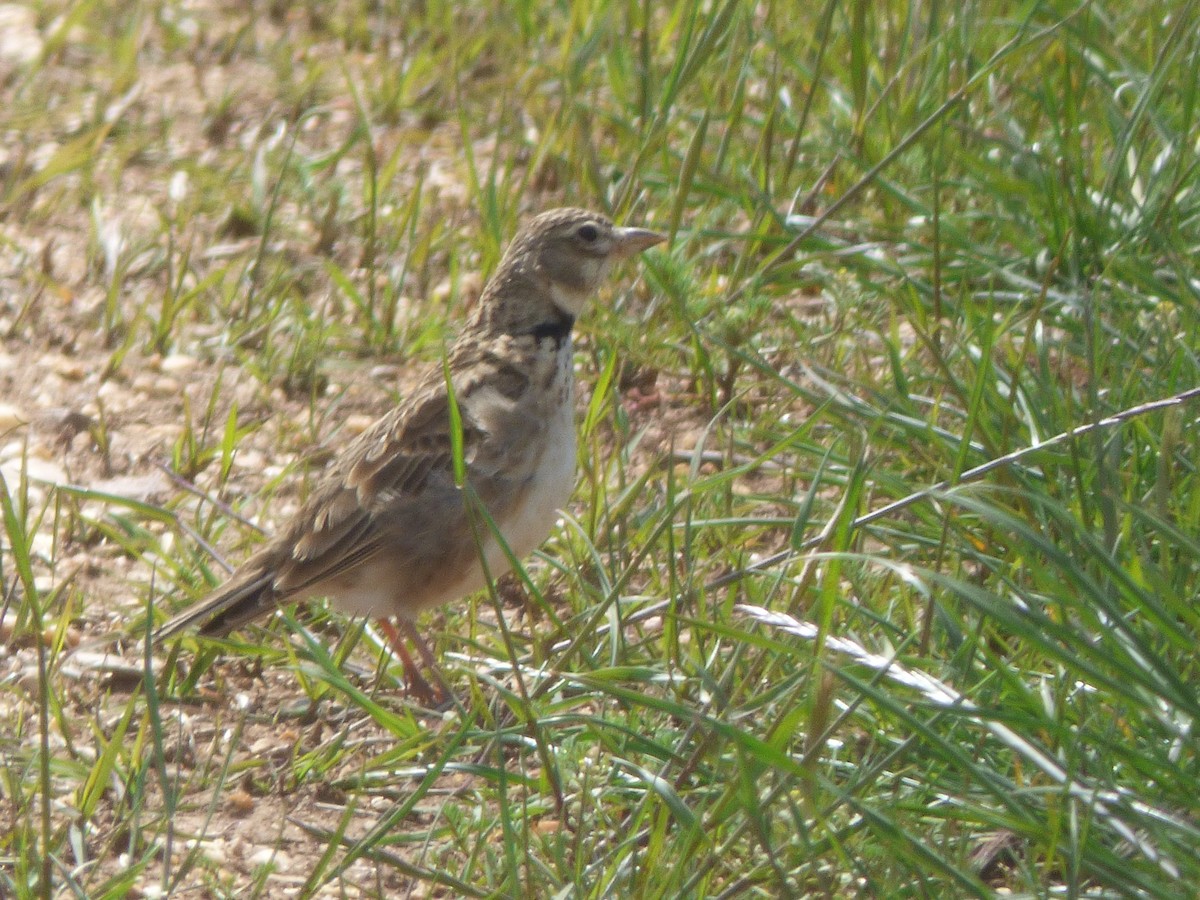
[[154, 569, 279, 643]]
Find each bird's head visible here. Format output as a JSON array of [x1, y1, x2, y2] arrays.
[[477, 208, 664, 333], [517, 208, 664, 317]]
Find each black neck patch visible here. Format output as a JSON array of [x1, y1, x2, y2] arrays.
[[528, 312, 575, 343]]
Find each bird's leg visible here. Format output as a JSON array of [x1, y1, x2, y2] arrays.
[[378, 618, 451, 707], [398, 618, 458, 705]]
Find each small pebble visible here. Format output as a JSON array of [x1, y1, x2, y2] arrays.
[[160, 353, 197, 375]]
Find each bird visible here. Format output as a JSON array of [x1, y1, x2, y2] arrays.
[[155, 207, 664, 702]]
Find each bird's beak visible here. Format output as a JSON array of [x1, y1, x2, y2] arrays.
[[612, 226, 666, 257]]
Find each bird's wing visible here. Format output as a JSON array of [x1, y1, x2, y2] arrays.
[[155, 340, 537, 640], [154, 376, 478, 639], [270, 376, 483, 597]]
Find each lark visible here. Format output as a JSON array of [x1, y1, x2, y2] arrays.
[[156, 207, 664, 700]]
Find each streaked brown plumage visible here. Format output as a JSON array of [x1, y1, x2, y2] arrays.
[[156, 208, 663, 699]]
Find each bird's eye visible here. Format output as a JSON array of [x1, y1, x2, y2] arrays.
[[577, 223, 599, 242]]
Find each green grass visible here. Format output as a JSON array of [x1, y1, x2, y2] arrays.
[[3, 0, 1200, 896]]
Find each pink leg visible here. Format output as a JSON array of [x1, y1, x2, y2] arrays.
[[378, 619, 449, 706]]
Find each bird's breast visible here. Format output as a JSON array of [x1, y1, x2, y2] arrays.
[[496, 351, 576, 560]]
